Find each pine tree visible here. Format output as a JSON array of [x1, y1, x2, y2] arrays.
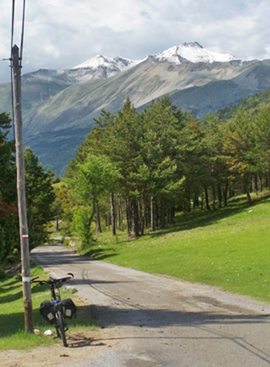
[[223, 109, 258, 203], [24, 148, 55, 247], [0, 113, 18, 262]]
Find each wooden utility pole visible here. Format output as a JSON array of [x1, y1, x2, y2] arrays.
[[11, 44, 33, 333]]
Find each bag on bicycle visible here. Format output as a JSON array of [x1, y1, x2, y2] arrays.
[[62, 298, 77, 319], [40, 300, 56, 324]]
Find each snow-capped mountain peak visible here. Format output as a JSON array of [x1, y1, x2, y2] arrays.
[[155, 42, 236, 64], [69, 43, 237, 83], [73, 55, 125, 70], [71, 54, 144, 81], [72, 43, 236, 73], [72, 54, 143, 72]]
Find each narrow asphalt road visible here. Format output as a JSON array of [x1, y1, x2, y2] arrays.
[[31, 245, 270, 367]]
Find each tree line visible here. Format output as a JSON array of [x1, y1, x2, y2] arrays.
[[0, 113, 55, 265], [61, 96, 270, 246], [2, 92, 270, 258]]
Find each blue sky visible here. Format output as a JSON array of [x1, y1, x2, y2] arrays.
[[0, 0, 270, 82]]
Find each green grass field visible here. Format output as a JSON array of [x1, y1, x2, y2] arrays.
[[3, 193, 270, 350], [0, 266, 95, 350], [87, 194, 270, 303]]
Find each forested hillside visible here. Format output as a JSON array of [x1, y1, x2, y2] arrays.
[[3, 87, 270, 260], [210, 88, 270, 121], [58, 95, 270, 247]]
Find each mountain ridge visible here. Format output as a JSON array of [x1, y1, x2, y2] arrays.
[[1, 42, 270, 175]]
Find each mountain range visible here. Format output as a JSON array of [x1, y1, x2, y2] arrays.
[[1, 42, 270, 175]]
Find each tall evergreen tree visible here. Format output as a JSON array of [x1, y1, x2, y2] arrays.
[[223, 109, 258, 203], [24, 148, 55, 247], [0, 113, 17, 262]]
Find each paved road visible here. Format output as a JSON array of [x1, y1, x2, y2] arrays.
[[31, 245, 270, 367]]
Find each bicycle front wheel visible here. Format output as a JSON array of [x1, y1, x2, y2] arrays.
[[56, 310, 68, 347]]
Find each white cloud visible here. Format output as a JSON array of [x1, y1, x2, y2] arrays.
[[0, 0, 270, 82]]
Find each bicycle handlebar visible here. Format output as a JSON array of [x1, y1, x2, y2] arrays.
[[31, 273, 74, 285]]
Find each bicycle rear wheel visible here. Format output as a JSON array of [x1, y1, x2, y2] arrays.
[[55, 310, 68, 347]]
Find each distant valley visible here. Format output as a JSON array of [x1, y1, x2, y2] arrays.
[[1, 42, 270, 175]]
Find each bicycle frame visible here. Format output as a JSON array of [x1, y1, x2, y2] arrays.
[[32, 273, 75, 347]]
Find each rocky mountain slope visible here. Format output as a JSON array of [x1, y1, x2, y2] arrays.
[[1, 42, 270, 175]]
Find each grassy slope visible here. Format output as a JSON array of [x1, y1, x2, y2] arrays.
[[0, 266, 95, 350], [3, 195, 270, 349], [90, 194, 270, 303]]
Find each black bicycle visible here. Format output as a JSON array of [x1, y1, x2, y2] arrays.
[[32, 273, 76, 347]]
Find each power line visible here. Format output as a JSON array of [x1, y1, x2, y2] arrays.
[[10, 0, 16, 142], [10, 61, 15, 141], [10, 0, 16, 143], [10, 0, 27, 64], [19, 0, 26, 63], [10, 0, 15, 56], [9, 0, 27, 139]]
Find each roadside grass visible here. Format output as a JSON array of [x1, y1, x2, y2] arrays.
[[84, 193, 270, 303], [0, 266, 95, 350]]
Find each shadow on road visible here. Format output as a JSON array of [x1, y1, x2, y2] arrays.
[[86, 304, 270, 328], [85, 304, 270, 365], [32, 246, 117, 265]]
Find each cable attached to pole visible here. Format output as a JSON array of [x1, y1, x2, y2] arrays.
[[9, 0, 27, 140], [10, 0, 16, 141], [10, 0, 27, 64], [10, 62, 16, 142], [19, 0, 26, 64], [10, 0, 15, 57]]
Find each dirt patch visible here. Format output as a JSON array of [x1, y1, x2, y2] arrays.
[[0, 329, 110, 367]]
